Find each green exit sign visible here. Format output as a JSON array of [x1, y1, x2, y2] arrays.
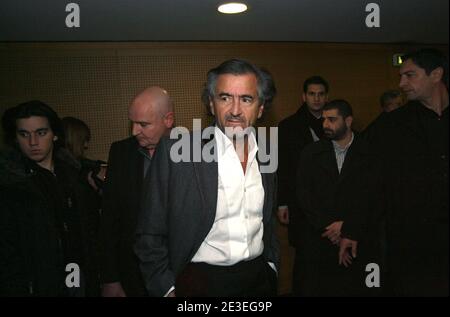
[[393, 54, 404, 67]]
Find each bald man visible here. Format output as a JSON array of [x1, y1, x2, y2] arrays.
[[99, 87, 174, 297]]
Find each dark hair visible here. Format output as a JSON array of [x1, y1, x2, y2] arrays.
[[402, 48, 448, 88], [380, 89, 401, 109], [201, 58, 277, 114], [323, 99, 353, 118], [303, 76, 329, 93], [1, 100, 64, 148], [62, 116, 91, 159]]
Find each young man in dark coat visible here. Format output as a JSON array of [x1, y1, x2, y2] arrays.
[[0, 100, 98, 296], [277, 76, 329, 229]]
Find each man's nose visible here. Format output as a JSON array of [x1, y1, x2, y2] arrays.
[[28, 133, 38, 146], [230, 98, 242, 116], [131, 123, 140, 136], [399, 76, 407, 89]]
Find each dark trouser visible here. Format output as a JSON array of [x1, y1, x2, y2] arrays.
[[293, 243, 381, 297], [176, 256, 277, 297]]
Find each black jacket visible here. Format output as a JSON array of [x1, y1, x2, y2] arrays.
[[293, 135, 383, 296], [0, 148, 99, 296], [98, 137, 148, 296], [277, 105, 323, 245], [363, 101, 449, 296]]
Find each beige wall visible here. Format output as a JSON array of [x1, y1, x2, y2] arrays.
[[1, 42, 447, 294], [3, 42, 445, 160]]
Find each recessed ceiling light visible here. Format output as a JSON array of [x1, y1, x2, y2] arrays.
[[218, 2, 248, 14]]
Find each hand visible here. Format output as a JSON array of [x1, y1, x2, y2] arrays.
[[277, 206, 289, 225], [87, 171, 99, 192], [322, 221, 343, 244], [97, 165, 107, 181], [339, 238, 358, 267], [101, 282, 127, 297]]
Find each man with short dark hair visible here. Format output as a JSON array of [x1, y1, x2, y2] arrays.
[[135, 59, 279, 297], [277, 76, 329, 295], [0, 100, 98, 296], [366, 48, 448, 296], [277, 76, 329, 225], [295, 100, 382, 296]]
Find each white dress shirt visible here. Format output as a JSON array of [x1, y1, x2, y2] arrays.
[[191, 127, 265, 265]]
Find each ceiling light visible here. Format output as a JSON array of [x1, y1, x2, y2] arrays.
[[218, 2, 248, 14]]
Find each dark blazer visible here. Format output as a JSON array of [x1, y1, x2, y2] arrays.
[[0, 148, 99, 296], [98, 136, 147, 296], [294, 135, 383, 296], [363, 101, 449, 296], [135, 134, 280, 297], [277, 105, 322, 246]]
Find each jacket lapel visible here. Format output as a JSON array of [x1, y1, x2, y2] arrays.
[[193, 159, 218, 219], [192, 138, 219, 246], [131, 143, 145, 202], [258, 160, 272, 225], [316, 141, 339, 182]]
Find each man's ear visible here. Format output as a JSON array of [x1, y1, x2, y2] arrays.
[[345, 116, 353, 129], [164, 112, 174, 129], [257, 105, 265, 119], [209, 97, 215, 116], [430, 67, 444, 83], [302, 93, 307, 104]]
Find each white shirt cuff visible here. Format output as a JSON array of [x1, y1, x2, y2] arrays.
[[164, 286, 175, 297]]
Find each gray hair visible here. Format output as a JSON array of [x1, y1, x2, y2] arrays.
[[380, 89, 401, 109], [201, 59, 276, 115]]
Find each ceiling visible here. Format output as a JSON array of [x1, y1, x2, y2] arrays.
[[0, 0, 448, 43]]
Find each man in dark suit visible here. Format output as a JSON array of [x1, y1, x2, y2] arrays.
[[99, 87, 174, 297], [295, 100, 383, 296], [135, 59, 279, 297], [365, 48, 448, 296], [277, 76, 328, 295], [277, 76, 328, 227]]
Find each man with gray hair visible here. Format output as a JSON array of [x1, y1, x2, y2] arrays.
[[364, 89, 404, 139], [379, 89, 403, 113], [135, 59, 279, 297], [99, 86, 174, 297]]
